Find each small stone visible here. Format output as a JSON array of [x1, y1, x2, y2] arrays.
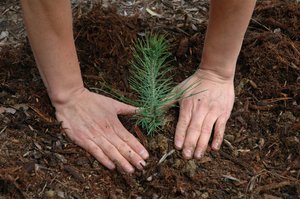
[[0, 31, 9, 40], [57, 191, 65, 198], [263, 194, 281, 199], [149, 134, 169, 153], [156, 134, 168, 154], [45, 190, 55, 197], [4, 107, 16, 114], [173, 159, 183, 169], [273, 28, 281, 33], [281, 111, 296, 122], [224, 134, 235, 142], [152, 193, 159, 199], [54, 153, 68, 163], [92, 160, 100, 168], [146, 175, 153, 181], [195, 190, 201, 196], [233, 150, 239, 157], [258, 138, 265, 149], [115, 189, 123, 194], [201, 192, 209, 199], [183, 160, 197, 178]]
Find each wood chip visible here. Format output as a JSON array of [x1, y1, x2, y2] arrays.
[[64, 165, 85, 182]]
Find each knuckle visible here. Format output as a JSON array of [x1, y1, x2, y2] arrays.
[[223, 112, 231, 119], [179, 118, 190, 127], [87, 144, 100, 155], [188, 125, 200, 133], [196, 143, 207, 152], [218, 120, 226, 127], [215, 131, 224, 141], [175, 132, 185, 140], [180, 98, 190, 105], [105, 144, 116, 154], [183, 140, 196, 149], [201, 125, 212, 135], [124, 134, 135, 143], [118, 142, 129, 152]]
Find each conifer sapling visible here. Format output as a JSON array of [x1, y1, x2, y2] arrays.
[[129, 35, 199, 135]]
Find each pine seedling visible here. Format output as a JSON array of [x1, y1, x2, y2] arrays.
[[129, 35, 196, 135]]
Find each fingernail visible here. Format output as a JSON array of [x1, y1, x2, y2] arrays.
[[135, 107, 140, 114], [109, 163, 116, 170], [195, 151, 203, 159], [135, 107, 144, 114], [214, 142, 220, 150], [140, 150, 149, 159], [126, 165, 135, 173], [184, 149, 192, 159], [108, 163, 116, 170], [175, 141, 183, 150], [139, 160, 147, 168]]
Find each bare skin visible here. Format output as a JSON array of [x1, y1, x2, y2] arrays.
[[175, 0, 256, 159], [21, 0, 256, 172]]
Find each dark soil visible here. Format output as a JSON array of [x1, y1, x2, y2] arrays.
[[0, 1, 299, 198]]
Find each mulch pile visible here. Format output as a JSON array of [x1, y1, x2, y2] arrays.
[[0, 1, 299, 198]]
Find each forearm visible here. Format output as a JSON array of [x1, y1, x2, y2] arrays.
[[200, 0, 256, 79], [21, 0, 83, 105]]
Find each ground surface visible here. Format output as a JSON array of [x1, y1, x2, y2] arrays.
[[0, 0, 300, 199]]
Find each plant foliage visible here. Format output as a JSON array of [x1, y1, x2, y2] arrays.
[[129, 35, 189, 135]]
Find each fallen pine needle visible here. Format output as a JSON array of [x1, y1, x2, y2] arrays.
[[158, 149, 175, 165]]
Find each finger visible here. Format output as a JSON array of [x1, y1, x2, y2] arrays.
[[194, 110, 218, 159], [114, 120, 149, 160], [118, 143, 146, 170], [60, 120, 115, 168], [112, 100, 137, 115], [94, 134, 135, 173], [211, 114, 228, 151], [182, 108, 207, 160], [104, 122, 146, 170], [175, 99, 193, 150], [84, 139, 116, 170]]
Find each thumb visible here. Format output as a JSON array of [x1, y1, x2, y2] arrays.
[[113, 100, 138, 115]]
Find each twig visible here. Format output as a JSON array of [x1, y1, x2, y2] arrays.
[[133, 124, 147, 146], [0, 126, 7, 135], [64, 165, 85, 182], [222, 174, 241, 183], [28, 105, 53, 123], [249, 104, 277, 111], [219, 150, 254, 176], [255, 181, 298, 193], [38, 182, 48, 197], [158, 149, 175, 165], [261, 97, 292, 104], [250, 18, 272, 32], [54, 179, 81, 192]]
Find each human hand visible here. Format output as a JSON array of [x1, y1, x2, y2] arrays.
[[53, 88, 149, 173], [174, 69, 235, 159]]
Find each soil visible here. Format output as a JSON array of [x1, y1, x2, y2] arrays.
[[0, 1, 300, 199]]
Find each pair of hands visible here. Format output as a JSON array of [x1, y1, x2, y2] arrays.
[[54, 69, 234, 173]]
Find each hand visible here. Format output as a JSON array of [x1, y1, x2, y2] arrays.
[[174, 69, 235, 159], [54, 88, 149, 173]]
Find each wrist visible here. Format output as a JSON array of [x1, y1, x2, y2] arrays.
[[49, 84, 85, 107], [195, 67, 235, 83], [198, 58, 236, 81]]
